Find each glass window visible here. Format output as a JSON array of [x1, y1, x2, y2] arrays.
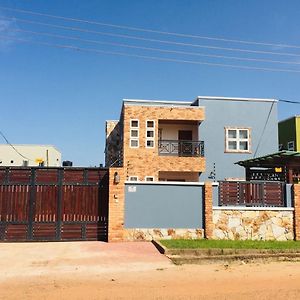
[[131, 120, 139, 128], [225, 128, 251, 153]]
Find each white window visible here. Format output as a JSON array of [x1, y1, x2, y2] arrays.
[[146, 120, 155, 148], [288, 141, 295, 151], [145, 176, 154, 182], [128, 176, 138, 181], [225, 128, 251, 153], [130, 119, 139, 148]]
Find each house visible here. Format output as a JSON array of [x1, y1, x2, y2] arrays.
[[278, 115, 300, 151], [105, 99, 205, 182], [105, 97, 279, 182], [194, 96, 278, 181], [0, 144, 62, 167]]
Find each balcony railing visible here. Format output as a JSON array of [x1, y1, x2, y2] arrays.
[[158, 140, 204, 157]]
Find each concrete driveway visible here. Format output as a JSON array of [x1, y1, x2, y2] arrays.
[[0, 241, 173, 280]]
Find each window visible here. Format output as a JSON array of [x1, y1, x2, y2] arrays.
[[128, 176, 138, 181], [130, 119, 139, 148], [23, 160, 29, 167], [288, 141, 295, 151], [225, 128, 251, 153], [146, 120, 155, 148], [145, 176, 154, 182]]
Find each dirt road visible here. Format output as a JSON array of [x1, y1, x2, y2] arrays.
[[0, 242, 300, 299]]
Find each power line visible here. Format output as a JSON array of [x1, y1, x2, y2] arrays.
[[253, 101, 275, 158], [10, 28, 300, 66], [2, 34, 300, 73], [279, 99, 300, 104], [0, 130, 34, 162], [3, 16, 300, 58], [1, 5, 300, 50]]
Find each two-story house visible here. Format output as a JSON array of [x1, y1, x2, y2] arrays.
[[105, 96, 279, 182], [279, 115, 300, 151], [105, 99, 205, 182]]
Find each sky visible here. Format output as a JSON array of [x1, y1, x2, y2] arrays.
[[0, 0, 300, 166]]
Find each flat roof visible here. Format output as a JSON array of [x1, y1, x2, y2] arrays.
[[279, 115, 300, 123], [197, 96, 278, 103], [123, 98, 193, 105]]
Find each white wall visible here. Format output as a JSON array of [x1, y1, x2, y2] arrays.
[[0, 145, 62, 167], [159, 124, 198, 140]]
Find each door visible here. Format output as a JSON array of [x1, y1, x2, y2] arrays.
[[178, 130, 193, 156]]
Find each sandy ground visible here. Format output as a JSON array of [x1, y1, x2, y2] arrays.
[[0, 242, 300, 300]]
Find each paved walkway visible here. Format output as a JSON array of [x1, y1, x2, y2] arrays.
[[0, 241, 173, 280]]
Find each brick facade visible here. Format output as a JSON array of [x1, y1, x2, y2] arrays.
[[108, 167, 125, 242], [204, 182, 213, 239], [294, 184, 300, 241], [122, 104, 205, 181]]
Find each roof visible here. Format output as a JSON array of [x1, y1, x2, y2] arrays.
[[236, 150, 300, 167], [123, 98, 193, 107], [196, 96, 277, 103], [278, 115, 300, 123]]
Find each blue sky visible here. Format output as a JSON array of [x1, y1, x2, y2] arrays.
[[0, 0, 300, 166]]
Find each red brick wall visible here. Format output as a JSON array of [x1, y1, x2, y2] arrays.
[[108, 167, 125, 242], [204, 182, 213, 239], [294, 184, 300, 241]]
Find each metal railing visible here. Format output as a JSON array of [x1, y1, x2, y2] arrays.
[[158, 140, 205, 157]]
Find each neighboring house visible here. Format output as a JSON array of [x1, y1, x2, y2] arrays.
[[278, 115, 300, 151], [194, 96, 278, 181], [105, 97, 278, 182], [105, 99, 205, 182], [0, 145, 62, 167]]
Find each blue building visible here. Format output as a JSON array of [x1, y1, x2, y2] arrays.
[[194, 96, 278, 181]]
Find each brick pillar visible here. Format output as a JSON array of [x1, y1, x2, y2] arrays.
[[294, 184, 300, 241], [204, 182, 213, 239], [108, 167, 125, 242]]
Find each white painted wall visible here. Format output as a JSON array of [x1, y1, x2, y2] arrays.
[[159, 124, 198, 140], [0, 145, 62, 167]]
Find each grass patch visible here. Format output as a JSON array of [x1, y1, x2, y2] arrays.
[[160, 239, 300, 250]]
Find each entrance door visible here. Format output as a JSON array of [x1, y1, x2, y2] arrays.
[[178, 130, 193, 156], [178, 130, 193, 141]]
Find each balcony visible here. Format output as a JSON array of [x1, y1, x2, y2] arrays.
[[158, 140, 204, 157]]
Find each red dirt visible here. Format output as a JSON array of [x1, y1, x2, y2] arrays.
[[0, 242, 300, 299]]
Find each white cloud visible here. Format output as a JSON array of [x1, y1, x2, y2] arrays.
[[0, 16, 18, 50]]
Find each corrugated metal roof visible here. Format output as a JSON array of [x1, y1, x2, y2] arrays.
[[236, 150, 300, 166]]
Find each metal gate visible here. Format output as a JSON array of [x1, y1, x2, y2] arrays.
[[0, 167, 109, 242]]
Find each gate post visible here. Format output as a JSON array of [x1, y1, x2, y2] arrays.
[[294, 184, 300, 241], [204, 182, 213, 239], [108, 167, 125, 242]]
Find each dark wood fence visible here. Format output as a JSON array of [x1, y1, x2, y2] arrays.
[[219, 181, 286, 207], [0, 167, 109, 242]]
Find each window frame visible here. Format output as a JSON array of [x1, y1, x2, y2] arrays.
[[145, 120, 155, 148], [130, 119, 139, 148], [225, 127, 251, 153], [145, 176, 155, 182], [288, 141, 295, 151], [128, 176, 138, 181]]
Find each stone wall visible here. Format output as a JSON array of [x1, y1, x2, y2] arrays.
[[213, 209, 294, 241], [124, 228, 204, 241]]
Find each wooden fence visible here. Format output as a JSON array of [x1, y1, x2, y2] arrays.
[[219, 181, 286, 207], [0, 167, 109, 242]]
